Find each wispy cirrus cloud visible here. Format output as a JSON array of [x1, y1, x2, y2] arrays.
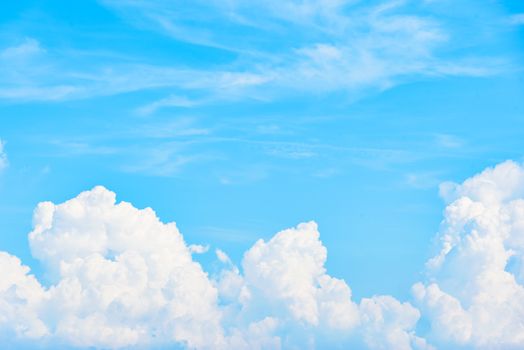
[[119, 143, 217, 177], [100, 0, 504, 97], [41, 122, 475, 181], [0, 0, 509, 106], [136, 94, 205, 115], [0, 37, 268, 102]]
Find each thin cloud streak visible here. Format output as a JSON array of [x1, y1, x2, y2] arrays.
[[0, 0, 508, 105]]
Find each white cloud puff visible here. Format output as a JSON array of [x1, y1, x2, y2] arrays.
[[0, 252, 48, 339], [16, 186, 225, 349], [217, 221, 424, 349], [241, 221, 359, 328], [359, 295, 433, 350], [0, 186, 423, 349], [415, 161, 524, 349]]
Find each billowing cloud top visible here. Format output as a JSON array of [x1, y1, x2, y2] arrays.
[[2, 161, 524, 349], [415, 161, 524, 349]]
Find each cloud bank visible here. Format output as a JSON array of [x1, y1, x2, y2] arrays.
[[2, 160, 524, 349]]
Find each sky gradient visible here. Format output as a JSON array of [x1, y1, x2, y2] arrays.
[[1, 1, 524, 349]]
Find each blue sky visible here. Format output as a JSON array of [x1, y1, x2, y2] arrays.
[[1, 1, 524, 349]]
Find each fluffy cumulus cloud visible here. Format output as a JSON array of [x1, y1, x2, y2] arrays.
[[3, 160, 524, 349], [0, 186, 423, 349], [218, 222, 428, 349], [414, 161, 524, 349], [359, 296, 431, 350], [240, 222, 359, 328], [26, 186, 225, 349]]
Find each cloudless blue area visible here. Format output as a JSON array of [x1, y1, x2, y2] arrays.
[[0, 0, 523, 302]]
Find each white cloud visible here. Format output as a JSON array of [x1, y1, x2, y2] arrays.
[[240, 221, 359, 328], [215, 249, 232, 264], [0, 252, 48, 339], [415, 161, 524, 348], [0, 1, 505, 105], [0, 38, 44, 60], [98, 0, 501, 107], [0, 186, 424, 349], [136, 94, 203, 115], [5, 160, 524, 349], [359, 295, 432, 350], [189, 244, 210, 254], [27, 186, 226, 349], [216, 221, 425, 349], [0, 38, 267, 102]]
